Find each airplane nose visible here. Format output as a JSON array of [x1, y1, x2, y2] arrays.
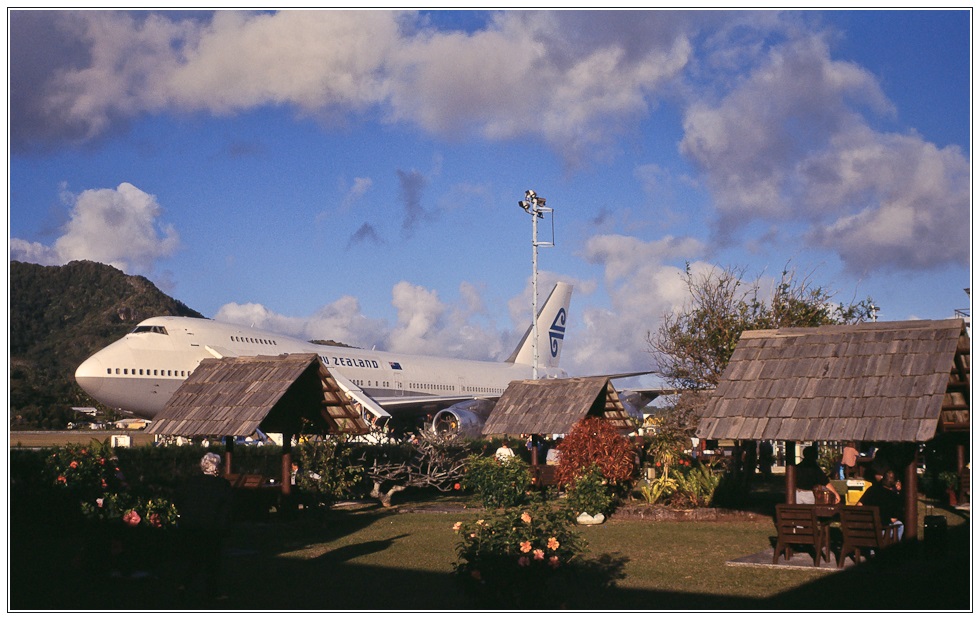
[[75, 353, 106, 398]]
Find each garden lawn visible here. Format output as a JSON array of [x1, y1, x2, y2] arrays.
[[10, 499, 970, 611]]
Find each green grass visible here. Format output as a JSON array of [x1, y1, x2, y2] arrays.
[[10, 496, 970, 611]]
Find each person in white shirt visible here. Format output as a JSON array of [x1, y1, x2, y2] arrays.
[[495, 441, 515, 462]]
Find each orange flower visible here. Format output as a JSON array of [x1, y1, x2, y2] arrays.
[[547, 537, 560, 551], [533, 549, 545, 561], [520, 512, 532, 524], [519, 541, 532, 553]]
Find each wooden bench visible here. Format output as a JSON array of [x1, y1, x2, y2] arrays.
[[223, 473, 267, 489], [773, 504, 830, 567], [837, 505, 900, 567]]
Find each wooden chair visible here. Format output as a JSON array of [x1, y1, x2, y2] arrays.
[[837, 505, 900, 567], [773, 504, 829, 567]]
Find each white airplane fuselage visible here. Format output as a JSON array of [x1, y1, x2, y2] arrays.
[[75, 283, 574, 427]]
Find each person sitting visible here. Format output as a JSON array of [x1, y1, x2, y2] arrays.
[[494, 440, 515, 462], [857, 469, 904, 540], [795, 445, 840, 504]]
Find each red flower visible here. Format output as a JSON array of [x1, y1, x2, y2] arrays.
[[69, 461, 79, 469], [122, 510, 141, 527], [453, 483, 461, 490], [56, 475, 67, 485]]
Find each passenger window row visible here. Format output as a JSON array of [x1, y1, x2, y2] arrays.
[[106, 368, 188, 377]]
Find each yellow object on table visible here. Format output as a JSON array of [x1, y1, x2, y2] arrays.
[[844, 479, 872, 506]]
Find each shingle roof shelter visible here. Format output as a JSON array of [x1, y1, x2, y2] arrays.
[[482, 376, 645, 436], [697, 319, 969, 443], [146, 353, 372, 496], [147, 353, 372, 438], [696, 318, 969, 540]]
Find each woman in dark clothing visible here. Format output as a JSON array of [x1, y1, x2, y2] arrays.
[[795, 445, 841, 504], [176, 452, 233, 601]]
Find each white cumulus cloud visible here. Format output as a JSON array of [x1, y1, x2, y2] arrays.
[[10, 182, 179, 273]]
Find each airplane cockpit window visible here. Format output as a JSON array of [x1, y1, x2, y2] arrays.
[[132, 325, 169, 335]]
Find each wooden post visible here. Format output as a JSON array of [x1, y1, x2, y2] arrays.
[[785, 441, 797, 504], [904, 456, 918, 541], [280, 433, 293, 497], [224, 436, 234, 475]]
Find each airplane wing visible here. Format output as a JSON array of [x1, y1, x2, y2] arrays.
[[374, 394, 487, 412]]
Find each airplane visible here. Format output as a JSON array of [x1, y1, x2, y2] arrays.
[[75, 282, 666, 436]]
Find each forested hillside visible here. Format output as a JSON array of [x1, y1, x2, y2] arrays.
[[9, 260, 204, 428]]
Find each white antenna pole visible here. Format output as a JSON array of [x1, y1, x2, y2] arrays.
[[519, 190, 553, 379]]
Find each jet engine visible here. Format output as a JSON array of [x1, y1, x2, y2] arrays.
[[430, 399, 496, 437]]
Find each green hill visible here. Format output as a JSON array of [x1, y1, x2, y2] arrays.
[[9, 260, 204, 429]]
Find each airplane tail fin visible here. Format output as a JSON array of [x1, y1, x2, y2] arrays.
[[506, 282, 573, 369]]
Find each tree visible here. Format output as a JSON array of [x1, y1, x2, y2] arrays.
[[367, 429, 470, 507], [648, 263, 875, 432]]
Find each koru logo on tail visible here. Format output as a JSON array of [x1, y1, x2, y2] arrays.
[[549, 308, 566, 357]]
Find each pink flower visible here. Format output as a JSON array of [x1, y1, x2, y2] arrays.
[[96, 498, 104, 508], [69, 461, 78, 469], [122, 510, 141, 527], [521, 512, 532, 524], [148, 513, 162, 528], [453, 521, 463, 532], [547, 537, 560, 551], [56, 475, 67, 485], [533, 549, 545, 561], [518, 556, 530, 567], [519, 541, 532, 553], [549, 555, 560, 568]]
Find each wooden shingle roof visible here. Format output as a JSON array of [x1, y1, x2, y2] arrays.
[[482, 377, 637, 436], [697, 319, 969, 443], [146, 354, 371, 437]]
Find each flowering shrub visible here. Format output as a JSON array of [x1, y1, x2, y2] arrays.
[[44, 443, 179, 529], [81, 493, 179, 529], [461, 455, 532, 508], [453, 502, 588, 608], [44, 442, 124, 500]]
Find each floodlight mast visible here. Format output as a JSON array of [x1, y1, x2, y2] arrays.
[[518, 189, 554, 379]]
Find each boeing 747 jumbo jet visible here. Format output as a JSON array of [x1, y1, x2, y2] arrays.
[[76, 282, 664, 436], [76, 283, 586, 436]]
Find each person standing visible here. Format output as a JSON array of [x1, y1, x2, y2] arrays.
[[176, 452, 233, 602], [495, 440, 515, 462], [841, 441, 860, 479]]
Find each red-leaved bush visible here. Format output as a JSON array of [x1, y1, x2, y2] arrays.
[[554, 418, 636, 486]]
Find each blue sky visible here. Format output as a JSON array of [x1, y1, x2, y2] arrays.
[[7, 9, 972, 385]]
